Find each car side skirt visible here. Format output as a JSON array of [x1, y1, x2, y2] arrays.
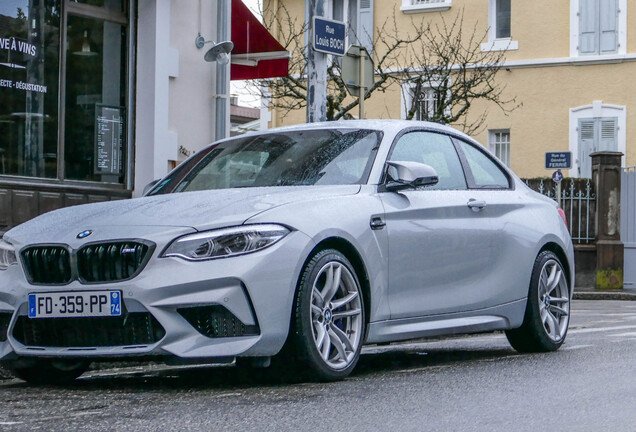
[[365, 299, 526, 344]]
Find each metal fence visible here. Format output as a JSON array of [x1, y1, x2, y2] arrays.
[[622, 166, 636, 288], [524, 178, 596, 244]]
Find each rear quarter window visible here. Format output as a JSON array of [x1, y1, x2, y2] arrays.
[[457, 140, 510, 189]]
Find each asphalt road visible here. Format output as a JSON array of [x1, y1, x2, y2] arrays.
[[1, 299, 635, 432]]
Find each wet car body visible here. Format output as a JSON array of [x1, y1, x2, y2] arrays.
[[0, 120, 574, 382]]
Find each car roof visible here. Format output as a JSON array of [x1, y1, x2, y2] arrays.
[[219, 119, 476, 145]]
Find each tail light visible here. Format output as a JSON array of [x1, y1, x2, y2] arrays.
[[557, 207, 569, 229]]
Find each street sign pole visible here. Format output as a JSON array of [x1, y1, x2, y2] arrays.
[[359, 55, 365, 119], [342, 45, 373, 119], [552, 169, 564, 208], [305, 0, 327, 123]]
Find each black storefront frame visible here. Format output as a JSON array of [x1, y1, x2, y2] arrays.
[[0, 0, 136, 233], [59, 0, 134, 189]]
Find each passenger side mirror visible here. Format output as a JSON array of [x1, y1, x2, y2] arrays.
[[385, 161, 439, 192]]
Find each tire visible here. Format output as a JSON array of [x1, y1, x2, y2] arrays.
[[506, 251, 571, 353], [9, 359, 89, 385], [285, 249, 365, 381]]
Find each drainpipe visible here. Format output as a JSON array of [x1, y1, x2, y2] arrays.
[[215, 0, 230, 140]]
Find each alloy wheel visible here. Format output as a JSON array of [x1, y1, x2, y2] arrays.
[[309, 261, 363, 370], [538, 259, 570, 342]]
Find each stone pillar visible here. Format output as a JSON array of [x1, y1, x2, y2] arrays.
[[591, 151, 624, 289]]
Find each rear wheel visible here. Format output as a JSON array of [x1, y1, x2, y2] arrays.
[[286, 249, 365, 381], [9, 359, 88, 385], [506, 251, 570, 352]]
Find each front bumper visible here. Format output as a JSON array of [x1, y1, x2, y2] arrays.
[[0, 230, 312, 362]]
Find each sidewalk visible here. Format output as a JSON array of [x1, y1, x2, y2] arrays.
[[573, 287, 636, 301]]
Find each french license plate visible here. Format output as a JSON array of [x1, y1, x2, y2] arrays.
[[28, 291, 122, 319]]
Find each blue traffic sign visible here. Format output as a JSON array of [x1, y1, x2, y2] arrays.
[[313, 17, 346, 56], [545, 152, 572, 169], [552, 170, 564, 183]]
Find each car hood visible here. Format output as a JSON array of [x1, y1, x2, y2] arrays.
[[4, 185, 361, 245]]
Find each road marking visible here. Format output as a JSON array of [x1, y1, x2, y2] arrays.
[[569, 325, 636, 335], [561, 344, 593, 351], [0, 422, 23, 425], [609, 332, 636, 337], [395, 364, 454, 374], [211, 392, 243, 399]]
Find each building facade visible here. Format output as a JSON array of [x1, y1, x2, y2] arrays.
[[0, 0, 286, 233], [268, 0, 636, 179]]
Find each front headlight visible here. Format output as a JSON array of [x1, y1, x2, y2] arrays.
[[162, 224, 290, 261], [0, 239, 17, 271]]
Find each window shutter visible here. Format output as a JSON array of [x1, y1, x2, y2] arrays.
[[579, 0, 598, 54], [599, 118, 618, 151], [599, 0, 618, 53], [358, 0, 373, 54], [578, 119, 596, 178]]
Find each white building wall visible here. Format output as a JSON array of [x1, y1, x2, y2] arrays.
[[169, 0, 221, 159], [134, 0, 221, 196]]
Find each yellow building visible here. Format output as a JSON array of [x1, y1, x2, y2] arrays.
[[265, 0, 634, 178]]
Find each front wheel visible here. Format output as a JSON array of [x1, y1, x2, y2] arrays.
[[287, 249, 365, 381], [506, 251, 571, 352]]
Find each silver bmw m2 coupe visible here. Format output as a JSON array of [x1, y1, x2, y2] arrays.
[[0, 120, 574, 383]]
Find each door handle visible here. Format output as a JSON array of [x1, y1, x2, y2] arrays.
[[370, 216, 386, 230], [467, 199, 487, 212]]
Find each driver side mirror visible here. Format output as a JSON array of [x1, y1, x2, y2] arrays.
[[143, 179, 161, 196], [384, 161, 439, 192]]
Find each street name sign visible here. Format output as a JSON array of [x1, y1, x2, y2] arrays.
[[545, 152, 572, 169], [313, 17, 346, 56]]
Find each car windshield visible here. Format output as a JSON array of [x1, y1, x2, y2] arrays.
[[148, 128, 382, 194]]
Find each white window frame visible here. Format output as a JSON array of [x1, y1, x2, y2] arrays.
[[569, 100, 626, 177], [326, 0, 353, 46], [481, 0, 518, 52], [570, 0, 626, 57], [400, 0, 452, 14], [488, 129, 511, 167], [400, 80, 450, 120]]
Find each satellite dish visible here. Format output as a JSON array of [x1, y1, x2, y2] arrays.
[[204, 41, 234, 64]]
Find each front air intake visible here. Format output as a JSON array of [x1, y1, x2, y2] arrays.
[[178, 305, 260, 338], [0, 312, 12, 342], [13, 313, 165, 347]]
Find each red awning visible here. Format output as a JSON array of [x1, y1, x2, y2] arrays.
[[231, 0, 290, 80]]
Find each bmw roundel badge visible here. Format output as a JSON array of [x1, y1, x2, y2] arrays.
[[77, 230, 93, 239]]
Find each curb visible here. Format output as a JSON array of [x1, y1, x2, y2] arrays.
[[573, 290, 636, 301]]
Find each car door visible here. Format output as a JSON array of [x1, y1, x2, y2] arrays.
[[380, 131, 499, 319], [453, 137, 534, 307]]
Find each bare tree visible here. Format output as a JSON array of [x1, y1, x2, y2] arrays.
[[250, 4, 519, 132], [400, 9, 520, 134]]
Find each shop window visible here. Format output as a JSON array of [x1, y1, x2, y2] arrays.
[[0, 0, 130, 185], [0, 0, 61, 178], [73, 0, 124, 12], [64, 15, 127, 183]]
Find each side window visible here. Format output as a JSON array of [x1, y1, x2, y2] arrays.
[[458, 141, 510, 188], [389, 132, 467, 190]]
